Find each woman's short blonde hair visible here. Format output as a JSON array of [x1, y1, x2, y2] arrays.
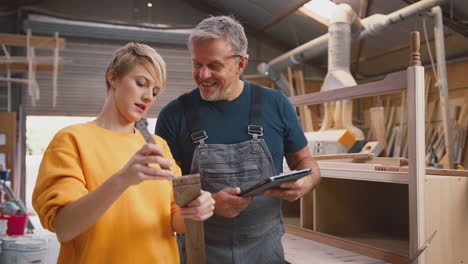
[[105, 42, 166, 92]]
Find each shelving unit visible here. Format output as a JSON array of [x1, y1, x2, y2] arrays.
[[283, 33, 468, 264]]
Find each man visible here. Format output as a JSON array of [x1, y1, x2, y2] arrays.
[[156, 16, 320, 264]]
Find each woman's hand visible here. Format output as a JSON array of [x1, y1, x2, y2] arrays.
[[114, 143, 175, 188], [179, 190, 215, 221]]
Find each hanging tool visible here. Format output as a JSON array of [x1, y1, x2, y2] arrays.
[[134, 119, 172, 171]]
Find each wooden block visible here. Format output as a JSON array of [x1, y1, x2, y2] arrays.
[[361, 141, 383, 156], [172, 174, 206, 264]]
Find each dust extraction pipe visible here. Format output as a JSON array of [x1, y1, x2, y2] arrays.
[[431, 6, 454, 167], [320, 4, 364, 140], [266, 0, 446, 94]]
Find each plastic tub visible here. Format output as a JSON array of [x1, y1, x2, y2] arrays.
[[0, 214, 27, 236]]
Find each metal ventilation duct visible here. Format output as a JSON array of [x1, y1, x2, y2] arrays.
[[23, 14, 191, 45], [319, 4, 363, 140], [266, 0, 446, 94]]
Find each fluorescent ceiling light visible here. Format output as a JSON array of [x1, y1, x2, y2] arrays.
[[299, 0, 336, 26]]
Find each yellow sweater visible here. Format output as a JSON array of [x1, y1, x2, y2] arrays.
[[33, 122, 181, 264]]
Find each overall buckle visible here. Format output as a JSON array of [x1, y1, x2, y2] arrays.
[[191, 130, 208, 144], [248, 125, 263, 140]]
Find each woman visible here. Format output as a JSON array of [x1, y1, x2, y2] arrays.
[[33, 42, 214, 264]]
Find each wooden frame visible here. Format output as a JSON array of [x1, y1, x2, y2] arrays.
[[284, 32, 436, 263], [0, 31, 65, 108], [0, 33, 65, 49]]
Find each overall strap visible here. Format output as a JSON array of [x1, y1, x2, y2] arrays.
[[248, 85, 263, 140], [179, 93, 208, 144]]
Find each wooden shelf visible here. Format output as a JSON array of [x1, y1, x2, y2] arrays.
[[341, 233, 409, 256], [285, 225, 409, 264], [319, 164, 409, 184]]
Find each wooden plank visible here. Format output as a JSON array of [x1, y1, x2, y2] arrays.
[[318, 157, 408, 166], [295, 70, 314, 131], [385, 106, 395, 141], [0, 77, 29, 84], [287, 66, 294, 96], [172, 174, 205, 264], [318, 162, 377, 171], [367, 157, 408, 166], [463, 94, 468, 169], [425, 100, 437, 146], [407, 31, 426, 263], [285, 225, 409, 264], [375, 166, 468, 177], [0, 63, 63, 72], [394, 92, 406, 157], [0, 33, 65, 49], [289, 71, 406, 107], [370, 107, 387, 153], [319, 166, 408, 184], [312, 153, 374, 160], [0, 56, 65, 64]]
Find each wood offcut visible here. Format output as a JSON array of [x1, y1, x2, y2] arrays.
[[173, 175, 206, 264]]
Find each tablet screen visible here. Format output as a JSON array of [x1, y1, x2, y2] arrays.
[[237, 168, 312, 196]]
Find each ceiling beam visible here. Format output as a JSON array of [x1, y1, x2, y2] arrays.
[[400, 0, 468, 38], [257, 0, 311, 32]]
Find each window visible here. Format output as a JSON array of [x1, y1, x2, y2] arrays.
[[299, 0, 336, 26]]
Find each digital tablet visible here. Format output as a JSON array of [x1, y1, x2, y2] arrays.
[[237, 168, 312, 197]]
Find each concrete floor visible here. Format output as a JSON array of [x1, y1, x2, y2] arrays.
[[282, 233, 389, 264]]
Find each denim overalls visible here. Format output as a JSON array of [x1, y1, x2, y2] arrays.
[[178, 86, 285, 264]]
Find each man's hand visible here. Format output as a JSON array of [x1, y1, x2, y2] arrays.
[[264, 174, 315, 202], [212, 188, 255, 218]]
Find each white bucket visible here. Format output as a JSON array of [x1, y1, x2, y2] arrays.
[[15, 239, 47, 264], [0, 236, 19, 264]]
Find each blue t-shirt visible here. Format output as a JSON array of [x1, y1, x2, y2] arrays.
[[155, 81, 307, 175]]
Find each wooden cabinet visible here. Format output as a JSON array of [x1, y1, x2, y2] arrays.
[[283, 164, 468, 263], [284, 53, 468, 263]]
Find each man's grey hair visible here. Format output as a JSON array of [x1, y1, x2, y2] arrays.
[[189, 16, 248, 57]]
